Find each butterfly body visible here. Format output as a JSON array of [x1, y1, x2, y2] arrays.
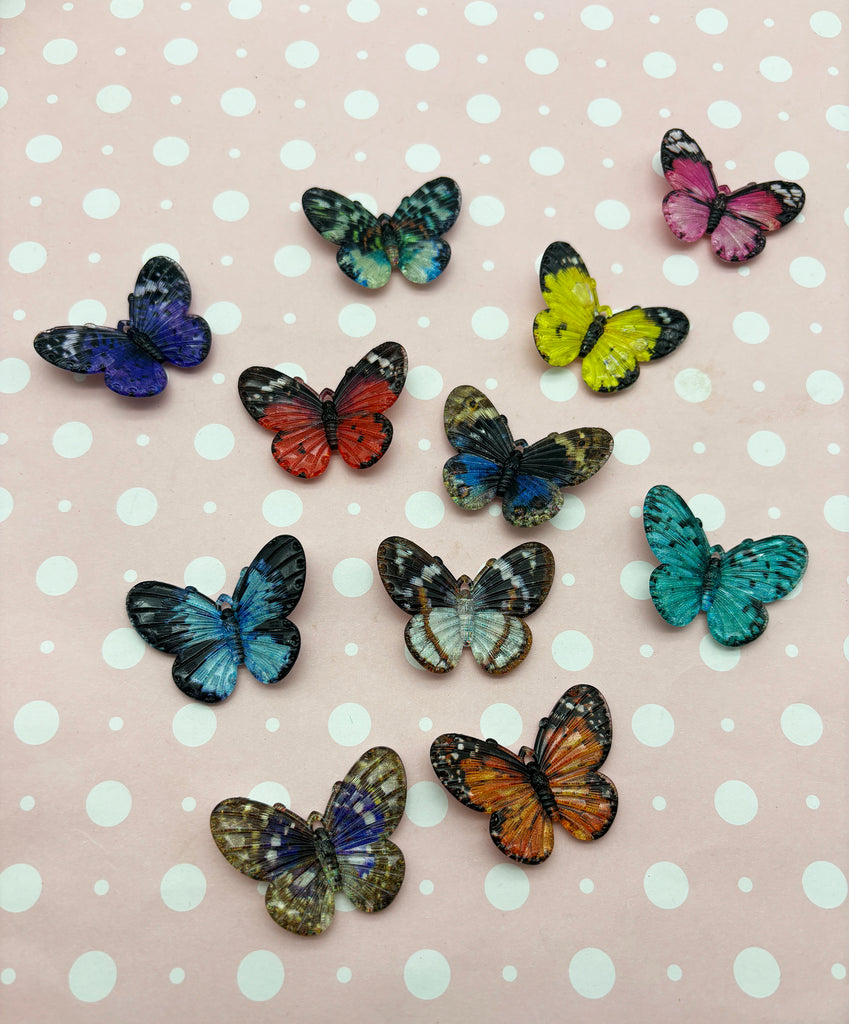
[[660, 128, 805, 262]]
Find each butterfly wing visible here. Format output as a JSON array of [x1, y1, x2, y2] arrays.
[[430, 735, 553, 863], [210, 798, 334, 936], [232, 535, 306, 684], [643, 484, 711, 628], [390, 177, 462, 284], [33, 326, 169, 397], [535, 685, 618, 842], [127, 256, 212, 367], [302, 187, 392, 288], [126, 582, 241, 702], [660, 128, 719, 243], [442, 385, 516, 513], [709, 181, 806, 262], [238, 366, 331, 478], [533, 241, 597, 368], [323, 747, 407, 913], [331, 342, 408, 470]]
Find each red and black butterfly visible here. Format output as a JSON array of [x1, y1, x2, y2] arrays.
[[660, 128, 805, 262], [430, 685, 617, 864], [238, 342, 408, 478]]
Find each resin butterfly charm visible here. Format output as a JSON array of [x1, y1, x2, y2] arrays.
[[210, 746, 407, 936], [238, 342, 408, 478], [442, 385, 613, 527], [660, 128, 806, 262], [377, 536, 554, 674], [301, 177, 461, 288], [126, 536, 306, 702], [33, 256, 211, 397], [533, 241, 690, 393], [643, 484, 808, 646], [431, 685, 617, 864]]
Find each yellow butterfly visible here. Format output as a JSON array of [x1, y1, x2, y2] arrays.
[[533, 242, 690, 393]]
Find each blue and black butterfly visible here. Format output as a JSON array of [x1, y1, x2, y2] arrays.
[[643, 484, 808, 647], [210, 746, 407, 936], [126, 536, 306, 703], [442, 385, 614, 528], [301, 177, 461, 288], [33, 256, 211, 397]]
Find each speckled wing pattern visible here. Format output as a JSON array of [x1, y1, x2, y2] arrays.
[[377, 535, 554, 673], [660, 128, 805, 262], [643, 484, 808, 646], [302, 177, 461, 287], [126, 535, 306, 702], [533, 242, 689, 393], [430, 685, 617, 864], [210, 746, 406, 936], [238, 342, 408, 478], [33, 256, 211, 397], [442, 384, 613, 527]]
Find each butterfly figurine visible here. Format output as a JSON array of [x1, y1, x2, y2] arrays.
[[643, 484, 808, 647], [239, 343, 408, 479], [33, 256, 212, 397], [377, 536, 554, 674], [301, 177, 461, 288], [442, 384, 613, 527], [660, 127, 806, 262], [431, 685, 618, 864], [126, 535, 306, 703], [210, 746, 407, 936], [533, 241, 690, 393]]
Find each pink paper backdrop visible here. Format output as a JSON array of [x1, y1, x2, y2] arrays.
[[2, 1, 847, 1021]]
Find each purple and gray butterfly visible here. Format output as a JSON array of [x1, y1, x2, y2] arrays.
[[33, 256, 211, 396], [210, 746, 407, 936], [377, 535, 555, 674]]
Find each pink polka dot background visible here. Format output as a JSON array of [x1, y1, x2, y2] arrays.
[[2, 1, 847, 1020]]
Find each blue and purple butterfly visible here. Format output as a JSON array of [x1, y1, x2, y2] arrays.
[[301, 177, 461, 288], [33, 256, 211, 396], [643, 484, 808, 646], [126, 536, 305, 703], [210, 746, 407, 936]]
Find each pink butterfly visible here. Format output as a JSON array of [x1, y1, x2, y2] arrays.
[[660, 128, 805, 263]]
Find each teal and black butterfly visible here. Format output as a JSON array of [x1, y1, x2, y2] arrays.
[[210, 746, 406, 936], [301, 177, 461, 288], [643, 484, 808, 647]]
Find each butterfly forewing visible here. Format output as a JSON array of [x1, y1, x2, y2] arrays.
[[128, 256, 211, 367]]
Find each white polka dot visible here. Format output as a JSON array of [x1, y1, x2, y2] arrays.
[[806, 794, 820, 809], [170, 968, 185, 984], [25, 134, 63, 163], [152, 137, 190, 166], [344, 89, 379, 119], [202, 303, 241, 338], [594, 198, 630, 229], [405, 143, 441, 172], [587, 98, 621, 127], [220, 87, 256, 116], [652, 796, 666, 810], [109, 717, 123, 731], [94, 879, 109, 894], [52, 421, 92, 458], [160, 864, 206, 911], [485, 863, 530, 911], [248, 782, 291, 806], [644, 861, 689, 909], [142, 242, 180, 263], [674, 368, 711, 402], [579, 878, 594, 893], [83, 188, 121, 220], [760, 55, 792, 82], [772, 151, 809, 181], [708, 99, 742, 128], [68, 951, 117, 1003], [632, 704, 674, 747], [619, 560, 652, 600], [273, 245, 311, 277], [467, 93, 502, 125], [529, 146, 565, 176], [8, 242, 47, 274], [479, 703, 523, 746], [0, 357, 30, 393], [790, 256, 826, 287], [696, 8, 728, 33], [96, 85, 132, 114], [405, 491, 444, 529], [826, 104, 849, 131], [699, 635, 741, 671], [345, 643, 358, 656], [101, 627, 145, 669], [404, 949, 450, 1000], [20, 796, 36, 811], [569, 948, 615, 999], [212, 190, 250, 222], [43, 38, 77, 64], [336, 967, 352, 983], [640, 644, 654, 657], [13, 701, 59, 745], [746, 430, 785, 467], [193, 424, 235, 461], [781, 703, 823, 745], [832, 963, 847, 980], [667, 964, 683, 981], [406, 365, 443, 400], [406, 43, 439, 70], [172, 705, 217, 747], [801, 862, 847, 909], [116, 487, 157, 526], [163, 37, 198, 64], [612, 428, 650, 465], [86, 780, 132, 827], [580, 5, 613, 29], [464, 1, 496, 25], [332, 557, 373, 597], [643, 51, 676, 78], [824, 495, 849, 531], [68, 299, 107, 325], [36, 555, 78, 595], [347, 0, 379, 20], [338, 303, 375, 338], [552, 630, 593, 670], [237, 951, 284, 1002], [687, 493, 724, 531], [285, 40, 319, 68], [540, 367, 578, 402], [714, 780, 758, 825], [810, 10, 842, 37], [734, 947, 780, 998], [261, 490, 303, 527], [805, 371, 844, 410], [468, 195, 504, 226], [663, 254, 699, 285], [280, 139, 316, 169], [0, 0, 25, 16], [471, 306, 509, 340], [721, 718, 735, 732], [327, 702, 371, 746], [525, 48, 558, 74], [405, 781, 448, 827], [733, 311, 770, 344], [181, 557, 225, 596]]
